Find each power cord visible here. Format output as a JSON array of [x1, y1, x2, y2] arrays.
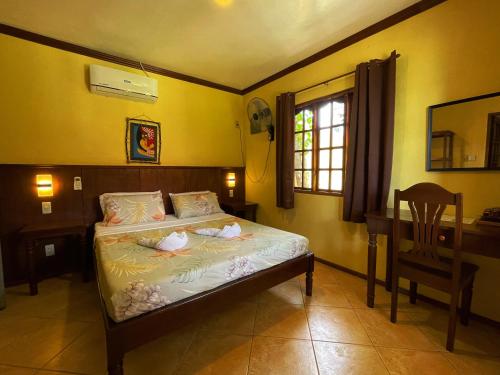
[[237, 124, 271, 184]]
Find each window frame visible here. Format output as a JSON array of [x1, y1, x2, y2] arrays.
[[293, 89, 352, 197]]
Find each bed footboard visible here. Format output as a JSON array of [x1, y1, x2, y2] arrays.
[[99, 251, 314, 375]]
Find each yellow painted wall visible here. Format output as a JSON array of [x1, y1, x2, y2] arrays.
[[0, 34, 244, 166], [432, 96, 500, 168], [243, 0, 500, 320]]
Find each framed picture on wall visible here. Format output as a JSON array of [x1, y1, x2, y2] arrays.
[[126, 118, 161, 164]]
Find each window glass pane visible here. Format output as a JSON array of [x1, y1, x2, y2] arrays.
[[318, 170, 329, 190], [332, 100, 345, 125], [304, 131, 313, 150], [303, 151, 312, 169], [331, 148, 343, 168], [303, 171, 312, 189], [319, 128, 331, 148], [294, 152, 302, 169], [304, 109, 313, 130], [319, 149, 330, 169], [331, 170, 343, 191], [294, 171, 302, 188], [295, 133, 303, 150], [294, 111, 303, 132], [331, 126, 344, 147], [319, 102, 331, 128]]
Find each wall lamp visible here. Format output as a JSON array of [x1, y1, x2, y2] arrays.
[[226, 172, 236, 188], [36, 174, 53, 197]]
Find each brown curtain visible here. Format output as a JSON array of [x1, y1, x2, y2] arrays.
[[343, 51, 397, 222], [276, 92, 296, 209]]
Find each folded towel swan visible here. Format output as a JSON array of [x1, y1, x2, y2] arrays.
[[138, 231, 188, 251], [194, 222, 241, 239]]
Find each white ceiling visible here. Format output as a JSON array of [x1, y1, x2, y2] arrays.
[[0, 0, 419, 90]]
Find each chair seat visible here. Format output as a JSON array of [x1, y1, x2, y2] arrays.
[[399, 255, 478, 289]]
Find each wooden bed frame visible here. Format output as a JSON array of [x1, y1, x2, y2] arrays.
[[95, 249, 314, 374]]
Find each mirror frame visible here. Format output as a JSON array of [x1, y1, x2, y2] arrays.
[[426, 91, 500, 172]]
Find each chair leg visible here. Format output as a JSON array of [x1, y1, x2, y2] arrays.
[[446, 291, 460, 352], [390, 274, 399, 323], [460, 277, 474, 326], [409, 281, 417, 304]]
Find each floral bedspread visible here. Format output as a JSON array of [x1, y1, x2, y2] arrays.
[[94, 215, 309, 322]]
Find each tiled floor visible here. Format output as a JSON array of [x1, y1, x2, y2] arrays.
[[0, 262, 499, 374]]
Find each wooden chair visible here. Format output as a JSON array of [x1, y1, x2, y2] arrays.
[[391, 182, 478, 351]]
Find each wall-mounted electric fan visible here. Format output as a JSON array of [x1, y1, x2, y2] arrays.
[[247, 97, 274, 141]]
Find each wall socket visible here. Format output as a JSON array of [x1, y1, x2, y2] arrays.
[[44, 244, 55, 257], [41, 201, 52, 214], [229, 189, 234, 198]]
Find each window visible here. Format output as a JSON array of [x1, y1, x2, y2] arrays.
[[294, 90, 351, 195]]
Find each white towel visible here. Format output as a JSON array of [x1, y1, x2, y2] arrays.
[[138, 231, 188, 251], [194, 223, 241, 239]]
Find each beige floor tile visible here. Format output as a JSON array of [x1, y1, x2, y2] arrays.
[[254, 303, 310, 339], [311, 263, 340, 285], [200, 302, 257, 335], [409, 310, 500, 356], [248, 336, 317, 375], [302, 282, 351, 308], [0, 365, 36, 375], [0, 317, 89, 368], [377, 347, 457, 375], [444, 352, 500, 375], [175, 332, 252, 375], [306, 306, 371, 345], [257, 281, 303, 305], [125, 324, 199, 375], [313, 341, 388, 375], [43, 323, 106, 375], [355, 309, 441, 351]]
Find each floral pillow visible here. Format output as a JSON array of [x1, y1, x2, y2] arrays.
[[100, 191, 166, 226], [169, 191, 223, 219]]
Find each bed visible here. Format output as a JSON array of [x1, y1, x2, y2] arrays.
[[94, 211, 314, 374]]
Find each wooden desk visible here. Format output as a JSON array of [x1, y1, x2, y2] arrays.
[[19, 221, 89, 295], [365, 209, 500, 308]]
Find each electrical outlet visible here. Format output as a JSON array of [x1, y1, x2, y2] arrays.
[[41, 201, 52, 214], [74, 176, 82, 190], [44, 244, 55, 257], [229, 189, 234, 198]]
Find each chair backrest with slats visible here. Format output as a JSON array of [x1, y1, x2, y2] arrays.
[[393, 183, 463, 273]]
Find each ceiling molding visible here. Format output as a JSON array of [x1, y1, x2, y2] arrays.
[[241, 0, 446, 95], [0, 0, 445, 97], [0, 23, 243, 95]]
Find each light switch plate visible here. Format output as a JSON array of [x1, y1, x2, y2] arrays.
[[229, 189, 234, 198], [41, 201, 52, 214], [44, 244, 55, 257], [74, 176, 82, 190]]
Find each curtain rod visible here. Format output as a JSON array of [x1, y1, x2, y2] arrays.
[[294, 53, 400, 95]]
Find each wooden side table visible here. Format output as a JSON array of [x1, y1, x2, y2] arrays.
[[220, 201, 258, 222], [19, 221, 89, 296]]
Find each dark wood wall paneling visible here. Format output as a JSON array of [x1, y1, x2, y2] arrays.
[[0, 164, 245, 285]]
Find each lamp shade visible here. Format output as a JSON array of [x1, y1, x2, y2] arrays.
[[226, 172, 236, 188], [36, 174, 53, 197]]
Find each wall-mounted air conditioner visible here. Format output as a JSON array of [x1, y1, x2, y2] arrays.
[[89, 64, 158, 103]]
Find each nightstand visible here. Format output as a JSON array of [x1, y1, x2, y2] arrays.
[[220, 201, 258, 222], [19, 221, 89, 295]]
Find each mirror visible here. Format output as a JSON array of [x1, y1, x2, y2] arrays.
[[427, 92, 500, 171]]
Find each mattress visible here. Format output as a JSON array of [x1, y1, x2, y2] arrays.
[[94, 213, 309, 322]]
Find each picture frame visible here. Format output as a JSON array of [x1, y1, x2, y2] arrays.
[[125, 118, 161, 164]]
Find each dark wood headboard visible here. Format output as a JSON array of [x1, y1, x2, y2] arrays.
[[0, 164, 245, 285]]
